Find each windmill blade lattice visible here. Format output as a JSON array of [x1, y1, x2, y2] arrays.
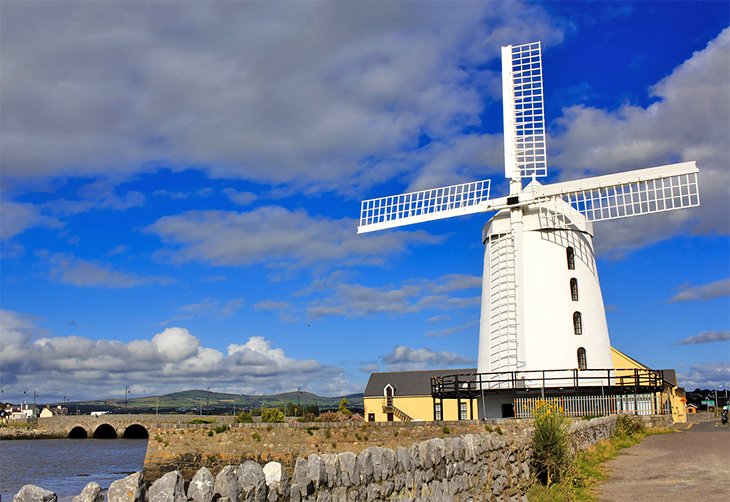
[[502, 42, 547, 180], [535, 162, 699, 223], [358, 179, 491, 234]]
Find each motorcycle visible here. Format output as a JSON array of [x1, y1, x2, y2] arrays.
[[722, 409, 728, 425]]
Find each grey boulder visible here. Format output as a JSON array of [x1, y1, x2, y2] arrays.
[[72, 482, 103, 502], [14, 485, 57, 502], [187, 467, 215, 502], [108, 472, 145, 502], [148, 470, 186, 502]]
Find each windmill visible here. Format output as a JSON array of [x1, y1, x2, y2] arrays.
[[357, 42, 700, 396]]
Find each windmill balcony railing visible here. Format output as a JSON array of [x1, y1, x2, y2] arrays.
[[431, 368, 664, 399]]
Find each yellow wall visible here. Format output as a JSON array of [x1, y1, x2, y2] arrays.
[[611, 347, 686, 423], [363, 396, 478, 422]]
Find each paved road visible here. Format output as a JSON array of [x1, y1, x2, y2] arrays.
[[596, 418, 730, 501]]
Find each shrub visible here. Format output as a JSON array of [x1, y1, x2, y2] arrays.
[[531, 400, 573, 486], [251, 431, 261, 442], [338, 398, 353, 417], [318, 411, 339, 422], [305, 426, 320, 436], [442, 426, 451, 435], [208, 430, 214, 437], [213, 425, 228, 434], [188, 417, 216, 424], [236, 412, 254, 423], [324, 428, 332, 439], [615, 414, 645, 437], [261, 408, 285, 423]]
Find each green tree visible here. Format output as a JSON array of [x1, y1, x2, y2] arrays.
[[338, 398, 352, 416], [261, 407, 285, 423], [235, 411, 253, 423]]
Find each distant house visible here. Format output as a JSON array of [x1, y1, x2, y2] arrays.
[[39, 405, 68, 418], [685, 403, 698, 414], [363, 368, 479, 422]]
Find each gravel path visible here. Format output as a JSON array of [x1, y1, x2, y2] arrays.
[[595, 418, 730, 501]]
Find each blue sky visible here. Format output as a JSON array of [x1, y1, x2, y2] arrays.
[[1, 1, 728, 402]]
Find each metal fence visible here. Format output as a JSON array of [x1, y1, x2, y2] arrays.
[[514, 393, 667, 418]]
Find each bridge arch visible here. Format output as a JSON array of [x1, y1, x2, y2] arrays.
[[93, 423, 117, 439], [68, 426, 88, 439], [123, 424, 149, 439]]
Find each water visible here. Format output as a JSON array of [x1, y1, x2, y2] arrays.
[[0, 439, 147, 501]]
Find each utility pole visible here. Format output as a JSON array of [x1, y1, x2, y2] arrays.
[[207, 387, 210, 414], [156, 396, 159, 416], [297, 387, 301, 417], [125, 386, 130, 414]]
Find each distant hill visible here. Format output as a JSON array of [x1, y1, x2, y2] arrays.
[[63, 389, 364, 415]]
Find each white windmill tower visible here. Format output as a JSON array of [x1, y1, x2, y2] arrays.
[[357, 42, 700, 412]]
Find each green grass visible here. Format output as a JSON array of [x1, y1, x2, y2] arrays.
[[528, 426, 673, 501]]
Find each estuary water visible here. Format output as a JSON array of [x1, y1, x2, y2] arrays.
[[0, 439, 147, 501]]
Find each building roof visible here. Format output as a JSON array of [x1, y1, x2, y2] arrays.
[[661, 369, 678, 387], [364, 368, 476, 397]]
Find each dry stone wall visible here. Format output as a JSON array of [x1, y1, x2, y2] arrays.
[[13, 415, 640, 502]]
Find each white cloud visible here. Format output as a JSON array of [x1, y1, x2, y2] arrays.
[[678, 362, 730, 390], [426, 320, 479, 338], [147, 206, 443, 267], [382, 345, 474, 372], [43, 252, 172, 288], [0, 1, 562, 193], [223, 189, 258, 206], [0, 311, 347, 399], [551, 28, 730, 253], [675, 331, 730, 345], [307, 273, 480, 319], [669, 278, 730, 303], [0, 200, 59, 239]]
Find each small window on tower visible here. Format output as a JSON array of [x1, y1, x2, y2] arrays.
[[577, 347, 587, 370], [573, 312, 583, 335], [570, 278, 579, 301], [567, 247, 575, 270]]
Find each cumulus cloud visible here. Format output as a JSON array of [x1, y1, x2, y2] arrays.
[[668, 278, 730, 303], [43, 252, 172, 288], [147, 206, 443, 267], [0, 200, 59, 239], [678, 362, 730, 389], [0, 1, 562, 193], [0, 310, 346, 400], [551, 28, 730, 254], [382, 345, 474, 372], [307, 273, 481, 318], [675, 331, 730, 345]]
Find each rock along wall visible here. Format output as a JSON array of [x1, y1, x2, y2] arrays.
[[14, 415, 639, 502]]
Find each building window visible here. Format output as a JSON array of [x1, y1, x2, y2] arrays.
[[567, 247, 575, 270], [573, 311, 583, 335], [577, 347, 587, 370], [368, 413, 375, 422], [459, 401, 467, 420], [434, 403, 442, 421], [570, 278, 579, 301]]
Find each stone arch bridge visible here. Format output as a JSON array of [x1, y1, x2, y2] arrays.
[[37, 414, 233, 439]]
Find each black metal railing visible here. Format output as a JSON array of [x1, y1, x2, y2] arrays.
[[431, 368, 664, 398]]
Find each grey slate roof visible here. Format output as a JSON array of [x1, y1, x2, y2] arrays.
[[363, 368, 476, 397]]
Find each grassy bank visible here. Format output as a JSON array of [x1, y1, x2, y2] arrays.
[[528, 422, 673, 501]]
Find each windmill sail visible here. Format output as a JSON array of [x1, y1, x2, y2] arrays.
[[502, 42, 547, 180], [535, 161, 699, 222], [358, 179, 491, 234]]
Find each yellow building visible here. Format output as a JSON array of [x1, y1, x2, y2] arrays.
[[364, 369, 479, 422], [610, 347, 687, 423]]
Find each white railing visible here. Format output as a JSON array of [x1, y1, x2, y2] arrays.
[[514, 393, 667, 418]]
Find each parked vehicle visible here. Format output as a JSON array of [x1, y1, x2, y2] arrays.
[[722, 409, 728, 425]]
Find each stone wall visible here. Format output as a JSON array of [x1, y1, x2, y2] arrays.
[[13, 415, 667, 502], [144, 421, 495, 481]]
